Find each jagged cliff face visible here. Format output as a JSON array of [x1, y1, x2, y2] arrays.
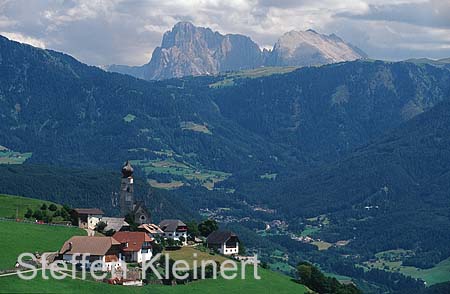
[[107, 22, 367, 80], [142, 22, 263, 79], [267, 29, 367, 67]]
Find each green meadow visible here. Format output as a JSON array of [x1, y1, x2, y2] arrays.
[[0, 223, 308, 293], [362, 250, 450, 285], [0, 266, 309, 294], [0, 221, 86, 270], [209, 66, 299, 88], [0, 149, 32, 164], [0, 195, 309, 293], [180, 121, 212, 135], [0, 194, 61, 219], [131, 158, 230, 190]]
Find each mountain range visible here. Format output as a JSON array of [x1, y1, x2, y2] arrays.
[[1, 33, 450, 292], [106, 22, 367, 80]]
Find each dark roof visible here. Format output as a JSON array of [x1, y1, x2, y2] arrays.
[[207, 230, 239, 245], [113, 231, 153, 252], [59, 236, 119, 255], [158, 219, 186, 232], [74, 208, 104, 215]]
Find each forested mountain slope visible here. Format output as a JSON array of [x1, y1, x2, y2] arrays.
[[2, 35, 449, 174], [246, 99, 450, 264], [2, 33, 450, 291], [212, 60, 450, 163], [0, 164, 194, 221], [0, 35, 285, 172]]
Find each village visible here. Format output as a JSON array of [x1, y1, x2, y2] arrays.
[[11, 161, 247, 287]]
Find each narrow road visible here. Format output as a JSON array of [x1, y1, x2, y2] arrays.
[[0, 268, 42, 278]]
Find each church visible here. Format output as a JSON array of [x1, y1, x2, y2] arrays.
[[120, 161, 151, 225]]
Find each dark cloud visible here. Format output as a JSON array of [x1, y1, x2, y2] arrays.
[[337, 1, 450, 29]]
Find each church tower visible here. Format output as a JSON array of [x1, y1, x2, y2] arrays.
[[120, 161, 134, 216]]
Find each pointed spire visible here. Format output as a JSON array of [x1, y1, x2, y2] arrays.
[[122, 160, 134, 178]]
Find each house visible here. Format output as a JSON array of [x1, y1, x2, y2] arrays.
[[102, 217, 130, 233], [74, 208, 104, 230], [113, 231, 153, 263], [59, 236, 121, 271], [206, 230, 240, 255], [137, 223, 164, 238], [158, 219, 188, 245]]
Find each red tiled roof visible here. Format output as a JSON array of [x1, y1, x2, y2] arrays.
[[105, 254, 119, 262], [113, 231, 153, 252], [138, 223, 163, 234]]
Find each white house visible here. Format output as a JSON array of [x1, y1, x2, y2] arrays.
[[206, 230, 240, 255], [74, 208, 104, 230], [158, 219, 188, 245], [59, 236, 122, 272], [113, 231, 153, 263]]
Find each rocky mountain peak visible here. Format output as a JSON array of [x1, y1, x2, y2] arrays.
[[107, 23, 367, 80], [267, 29, 367, 67]]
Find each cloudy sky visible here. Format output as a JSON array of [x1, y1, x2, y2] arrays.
[[0, 0, 449, 66]]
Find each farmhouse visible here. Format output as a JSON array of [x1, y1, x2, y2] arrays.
[[102, 217, 130, 233], [159, 219, 188, 245], [206, 230, 240, 255], [113, 231, 153, 263], [74, 208, 104, 230], [59, 236, 121, 271], [137, 223, 164, 238]]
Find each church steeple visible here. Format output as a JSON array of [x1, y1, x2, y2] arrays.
[[118, 160, 151, 224], [120, 160, 134, 216], [122, 160, 134, 178]]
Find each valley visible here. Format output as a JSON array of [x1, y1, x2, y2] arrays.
[[1, 32, 450, 293]]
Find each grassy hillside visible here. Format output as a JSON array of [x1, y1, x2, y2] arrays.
[[0, 219, 308, 293], [209, 66, 299, 88], [0, 194, 309, 293], [162, 247, 229, 268], [363, 255, 450, 286], [0, 266, 309, 294], [0, 194, 61, 219], [0, 221, 86, 270]]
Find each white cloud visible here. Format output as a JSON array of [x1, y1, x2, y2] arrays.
[[0, 0, 448, 65], [0, 31, 46, 48]]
